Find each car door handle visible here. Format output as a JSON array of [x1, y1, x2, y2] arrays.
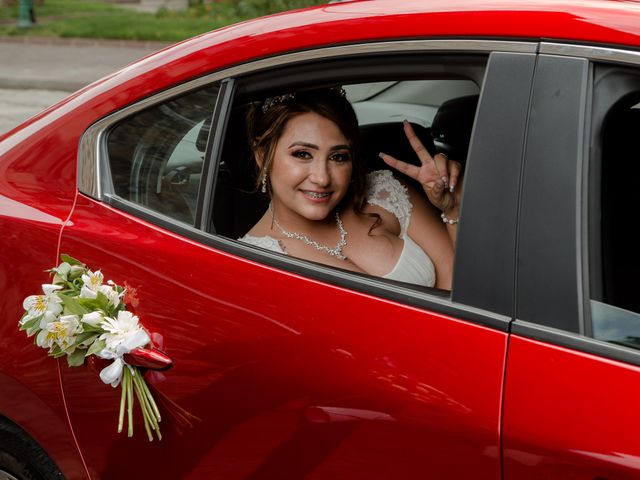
[[123, 347, 173, 371]]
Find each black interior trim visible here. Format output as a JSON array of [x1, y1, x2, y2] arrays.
[[195, 78, 235, 230], [235, 53, 487, 98]]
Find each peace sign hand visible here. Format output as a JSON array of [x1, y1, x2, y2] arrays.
[[379, 121, 462, 214]]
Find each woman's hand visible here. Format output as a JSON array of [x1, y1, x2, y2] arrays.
[[380, 121, 462, 215]]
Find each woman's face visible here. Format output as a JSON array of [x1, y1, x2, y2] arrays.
[[266, 111, 353, 226]]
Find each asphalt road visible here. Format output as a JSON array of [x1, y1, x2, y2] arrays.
[[0, 37, 169, 135], [0, 88, 69, 134]]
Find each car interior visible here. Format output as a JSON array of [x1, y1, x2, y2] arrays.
[[211, 80, 480, 240], [600, 94, 640, 313]]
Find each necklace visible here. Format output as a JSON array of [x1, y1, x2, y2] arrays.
[[270, 206, 348, 260]]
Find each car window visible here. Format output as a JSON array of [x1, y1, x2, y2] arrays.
[[590, 64, 640, 349], [212, 62, 484, 291], [106, 84, 220, 225]]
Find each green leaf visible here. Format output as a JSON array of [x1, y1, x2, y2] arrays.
[[60, 254, 84, 266], [80, 323, 103, 333], [77, 297, 102, 311], [95, 291, 112, 313], [19, 315, 41, 333], [58, 294, 89, 316], [75, 332, 98, 345], [27, 323, 44, 337], [67, 348, 87, 367], [51, 348, 66, 358], [86, 339, 106, 357]]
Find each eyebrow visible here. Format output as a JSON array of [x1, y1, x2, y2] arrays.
[[288, 142, 351, 151]]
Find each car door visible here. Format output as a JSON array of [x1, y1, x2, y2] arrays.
[[59, 42, 534, 479], [503, 46, 640, 479]]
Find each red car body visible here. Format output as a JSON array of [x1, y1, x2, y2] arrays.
[[2, 0, 640, 478]]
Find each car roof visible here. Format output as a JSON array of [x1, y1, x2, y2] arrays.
[[130, 0, 640, 88]]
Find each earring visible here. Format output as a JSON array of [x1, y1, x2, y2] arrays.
[[261, 173, 267, 193]]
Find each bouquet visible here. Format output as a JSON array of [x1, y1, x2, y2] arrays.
[[18, 255, 170, 441]]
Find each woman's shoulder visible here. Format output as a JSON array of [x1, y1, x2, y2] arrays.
[[366, 170, 410, 200], [238, 234, 287, 254], [365, 170, 412, 235]]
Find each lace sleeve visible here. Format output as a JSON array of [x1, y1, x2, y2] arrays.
[[238, 234, 287, 254], [366, 170, 412, 237]]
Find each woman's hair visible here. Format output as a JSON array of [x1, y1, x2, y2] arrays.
[[246, 87, 374, 223]]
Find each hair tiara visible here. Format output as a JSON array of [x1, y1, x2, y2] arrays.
[[260, 87, 347, 113]]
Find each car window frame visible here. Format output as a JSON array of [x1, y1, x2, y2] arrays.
[[78, 39, 539, 333], [512, 42, 640, 367]]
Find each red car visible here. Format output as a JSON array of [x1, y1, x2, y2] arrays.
[[2, 0, 640, 478]]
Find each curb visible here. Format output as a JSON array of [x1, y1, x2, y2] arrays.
[[0, 77, 88, 92], [0, 35, 172, 49]]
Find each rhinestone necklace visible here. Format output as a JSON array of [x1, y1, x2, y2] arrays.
[[270, 205, 348, 260]]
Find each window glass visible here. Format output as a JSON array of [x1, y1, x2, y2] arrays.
[[213, 67, 484, 290], [591, 65, 640, 348], [106, 84, 219, 225]]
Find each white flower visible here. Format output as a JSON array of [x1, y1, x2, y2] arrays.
[[81, 270, 103, 292], [21, 284, 63, 324], [79, 284, 98, 299], [36, 314, 82, 352], [81, 311, 104, 327], [98, 285, 122, 308], [39, 309, 61, 329], [96, 311, 150, 387], [99, 311, 150, 356]]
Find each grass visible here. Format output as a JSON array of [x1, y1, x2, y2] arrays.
[[0, 0, 322, 42]]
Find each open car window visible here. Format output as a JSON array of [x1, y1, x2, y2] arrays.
[[211, 56, 486, 290]]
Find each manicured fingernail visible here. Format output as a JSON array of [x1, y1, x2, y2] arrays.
[[442, 176, 449, 187], [450, 185, 455, 193], [378, 152, 386, 159]]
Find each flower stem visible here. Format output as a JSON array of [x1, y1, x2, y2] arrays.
[[117, 375, 127, 433], [138, 372, 161, 421], [126, 367, 134, 437], [132, 370, 162, 440], [132, 376, 154, 441]]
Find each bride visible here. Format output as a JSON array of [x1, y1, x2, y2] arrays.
[[239, 88, 461, 290]]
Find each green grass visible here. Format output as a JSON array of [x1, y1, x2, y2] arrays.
[[0, 0, 322, 42]]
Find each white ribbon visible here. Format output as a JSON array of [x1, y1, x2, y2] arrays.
[[97, 329, 150, 388], [99, 357, 125, 387]]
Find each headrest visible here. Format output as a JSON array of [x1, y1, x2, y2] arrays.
[[359, 122, 434, 173], [431, 95, 479, 162]]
